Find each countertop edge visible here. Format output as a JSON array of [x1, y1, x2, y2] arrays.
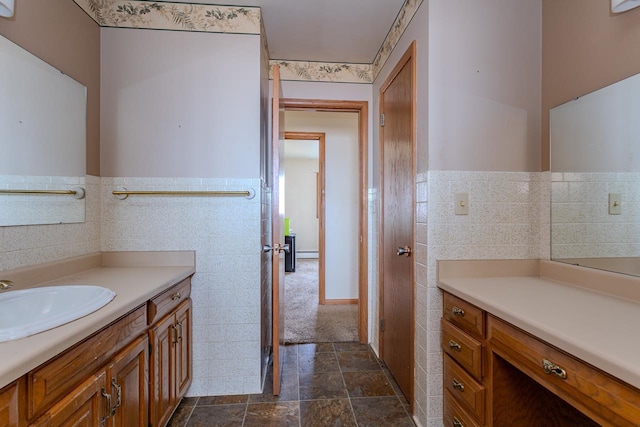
[[437, 278, 640, 391]]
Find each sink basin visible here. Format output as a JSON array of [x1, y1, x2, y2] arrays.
[[0, 285, 116, 342]]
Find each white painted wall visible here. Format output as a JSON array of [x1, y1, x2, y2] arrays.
[[100, 28, 261, 178], [428, 0, 542, 172], [285, 111, 359, 300], [284, 154, 319, 253]]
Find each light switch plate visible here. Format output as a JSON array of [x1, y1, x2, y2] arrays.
[[455, 193, 469, 215], [609, 193, 622, 215]]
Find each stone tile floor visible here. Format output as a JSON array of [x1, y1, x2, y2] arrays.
[[168, 342, 415, 426]]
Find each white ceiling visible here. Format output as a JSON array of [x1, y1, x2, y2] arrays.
[[167, 0, 407, 63]]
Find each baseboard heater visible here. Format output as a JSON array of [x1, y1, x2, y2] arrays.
[[297, 251, 318, 259]]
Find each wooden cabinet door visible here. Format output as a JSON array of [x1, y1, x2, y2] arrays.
[[175, 300, 192, 400], [107, 335, 149, 427], [1, 378, 25, 427], [149, 312, 175, 427], [30, 370, 108, 427]]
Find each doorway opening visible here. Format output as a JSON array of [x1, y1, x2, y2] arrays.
[[282, 99, 369, 343]]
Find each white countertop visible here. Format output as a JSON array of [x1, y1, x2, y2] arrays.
[[438, 272, 640, 390], [0, 252, 195, 389]]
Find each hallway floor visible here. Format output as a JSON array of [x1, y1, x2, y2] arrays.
[[168, 342, 415, 426]]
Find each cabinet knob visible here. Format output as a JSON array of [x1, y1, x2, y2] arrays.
[[453, 416, 464, 427], [171, 292, 181, 300], [452, 306, 465, 317], [448, 340, 462, 352], [452, 378, 465, 392], [542, 358, 567, 379]]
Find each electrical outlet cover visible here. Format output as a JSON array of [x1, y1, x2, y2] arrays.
[[455, 193, 469, 215], [609, 193, 622, 215]]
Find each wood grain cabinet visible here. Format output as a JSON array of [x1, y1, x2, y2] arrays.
[[148, 279, 192, 427], [441, 293, 487, 426], [442, 291, 640, 427], [0, 276, 192, 427], [0, 378, 26, 427]]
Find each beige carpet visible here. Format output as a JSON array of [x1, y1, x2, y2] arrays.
[[284, 259, 359, 343]]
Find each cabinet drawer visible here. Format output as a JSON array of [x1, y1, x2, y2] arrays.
[[28, 305, 147, 420], [443, 292, 485, 339], [147, 277, 191, 325], [488, 315, 640, 427], [444, 355, 485, 423], [442, 319, 483, 381], [444, 390, 481, 427]]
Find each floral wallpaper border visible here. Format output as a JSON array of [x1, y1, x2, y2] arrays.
[[372, 0, 423, 78], [73, 0, 423, 84], [269, 60, 374, 84], [73, 0, 261, 34]]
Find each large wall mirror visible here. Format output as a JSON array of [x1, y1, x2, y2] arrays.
[[0, 35, 86, 226], [550, 72, 640, 276]]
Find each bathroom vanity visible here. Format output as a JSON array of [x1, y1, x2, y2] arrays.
[[0, 252, 195, 427], [438, 259, 640, 426]]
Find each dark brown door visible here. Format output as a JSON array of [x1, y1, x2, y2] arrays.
[[271, 64, 286, 395], [380, 42, 416, 404]]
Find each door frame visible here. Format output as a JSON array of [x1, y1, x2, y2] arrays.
[[378, 41, 417, 404], [282, 98, 369, 343], [284, 131, 326, 304]]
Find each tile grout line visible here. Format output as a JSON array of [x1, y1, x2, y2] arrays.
[[335, 343, 361, 426]]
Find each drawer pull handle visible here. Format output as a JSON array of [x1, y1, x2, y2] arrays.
[[452, 306, 465, 317], [452, 378, 465, 391], [111, 378, 122, 415], [448, 340, 462, 351], [101, 387, 112, 423], [453, 416, 464, 427], [171, 292, 181, 300], [542, 358, 567, 379], [171, 325, 179, 345]]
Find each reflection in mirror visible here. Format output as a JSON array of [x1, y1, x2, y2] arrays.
[[0, 35, 86, 226], [550, 72, 640, 276]]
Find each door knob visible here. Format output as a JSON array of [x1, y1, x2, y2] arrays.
[[270, 243, 290, 253], [281, 244, 290, 253], [397, 246, 412, 257]]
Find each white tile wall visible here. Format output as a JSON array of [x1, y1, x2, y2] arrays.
[[552, 172, 640, 258], [368, 188, 380, 354], [0, 175, 100, 271], [100, 177, 263, 396], [414, 170, 549, 427]]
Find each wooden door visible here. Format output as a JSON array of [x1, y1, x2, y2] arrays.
[[149, 313, 175, 427], [379, 42, 416, 404], [31, 370, 108, 427], [107, 335, 148, 427], [175, 300, 192, 399], [271, 64, 286, 395], [0, 378, 25, 427]]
